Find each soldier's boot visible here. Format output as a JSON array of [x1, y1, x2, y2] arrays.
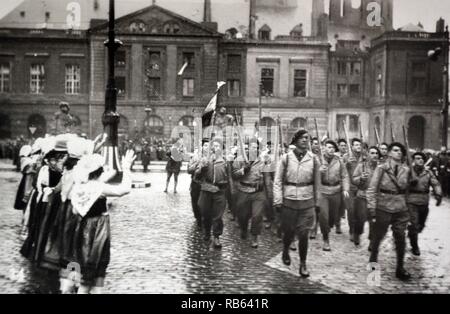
[[251, 235, 258, 248], [395, 240, 411, 281], [299, 262, 310, 278], [409, 233, 421, 256], [282, 249, 291, 266], [322, 234, 331, 252], [310, 220, 318, 239], [353, 233, 361, 246], [335, 223, 342, 234], [213, 236, 222, 249]]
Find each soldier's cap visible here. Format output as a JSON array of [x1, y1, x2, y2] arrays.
[[388, 142, 407, 156], [337, 138, 347, 145], [59, 101, 70, 109], [324, 140, 338, 151], [201, 138, 210, 145], [412, 152, 426, 160], [211, 137, 223, 146], [291, 129, 309, 145]]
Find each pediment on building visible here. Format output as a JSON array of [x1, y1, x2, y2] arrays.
[[90, 4, 219, 37]]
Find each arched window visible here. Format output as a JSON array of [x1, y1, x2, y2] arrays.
[[290, 117, 307, 130], [258, 24, 271, 40], [408, 116, 426, 150], [144, 115, 164, 136], [27, 114, 46, 138], [0, 113, 11, 139]]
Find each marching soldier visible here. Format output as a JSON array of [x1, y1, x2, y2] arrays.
[[407, 152, 442, 256], [343, 138, 365, 238], [232, 138, 268, 248], [337, 139, 347, 158], [187, 138, 210, 228], [318, 140, 350, 251], [366, 142, 411, 281], [351, 146, 380, 247], [274, 129, 320, 277], [379, 143, 389, 164], [261, 141, 276, 230], [195, 138, 228, 249]]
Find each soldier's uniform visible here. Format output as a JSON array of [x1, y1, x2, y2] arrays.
[[351, 159, 378, 245], [273, 145, 320, 276], [343, 152, 365, 237], [261, 148, 276, 230], [407, 164, 442, 255], [196, 153, 228, 246], [366, 159, 411, 279], [318, 154, 350, 250], [187, 150, 203, 227], [232, 153, 267, 246]]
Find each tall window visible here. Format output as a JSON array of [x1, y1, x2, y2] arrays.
[[227, 54, 241, 73], [146, 51, 162, 98], [350, 61, 361, 75], [227, 79, 240, 97], [294, 69, 307, 97], [0, 63, 10, 93], [183, 78, 195, 97], [337, 84, 348, 97], [261, 68, 274, 96], [116, 76, 126, 97], [411, 61, 426, 94], [337, 61, 347, 75], [376, 64, 382, 96], [65, 64, 80, 94], [116, 50, 126, 67], [30, 64, 45, 94], [349, 84, 360, 97], [182, 52, 195, 70]]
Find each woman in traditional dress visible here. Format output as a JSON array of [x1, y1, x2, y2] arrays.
[[20, 137, 66, 262], [70, 150, 135, 294]]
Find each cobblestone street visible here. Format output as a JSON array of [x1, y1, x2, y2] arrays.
[[1, 166, 449, 294]]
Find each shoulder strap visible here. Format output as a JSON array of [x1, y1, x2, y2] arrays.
[[382, 166, 402, 192]]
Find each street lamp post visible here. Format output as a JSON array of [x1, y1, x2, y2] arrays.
[[443, 28, 449, 148], [102, 0, 123, 182], [258, 82, 263, 131]]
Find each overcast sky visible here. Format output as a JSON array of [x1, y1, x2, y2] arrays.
[[0, 0, 449, 32]]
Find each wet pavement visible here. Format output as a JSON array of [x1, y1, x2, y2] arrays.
[[1, 167, 449, 294]]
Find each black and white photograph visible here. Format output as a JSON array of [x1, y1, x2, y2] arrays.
[[0, 0, 449, 297]]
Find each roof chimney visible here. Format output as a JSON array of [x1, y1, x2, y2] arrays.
[[203, 0, 211, 23]]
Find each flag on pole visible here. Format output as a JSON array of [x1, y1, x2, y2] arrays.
[[177, 61, 189, 76], [202, 81, 226, 127]]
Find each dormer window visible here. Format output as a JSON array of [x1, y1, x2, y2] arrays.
[[290, 23, 303, 39], [258, 24, 271, 41]]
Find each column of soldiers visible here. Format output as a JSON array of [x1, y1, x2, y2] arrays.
[[188, 127, 443, 281]]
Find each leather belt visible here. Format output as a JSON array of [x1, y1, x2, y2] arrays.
[[284, 182, 313, 187], [205, 181, 228, 190], [409, 190, 429, 195], [380, 189, 405, 195], [240, 181, 264, 191], [322, 182, 340, 187]]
